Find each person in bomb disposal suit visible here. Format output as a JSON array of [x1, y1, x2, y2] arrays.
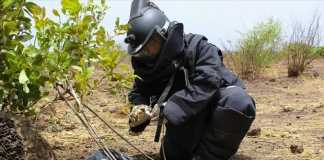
[[125, 0, 256, 160]]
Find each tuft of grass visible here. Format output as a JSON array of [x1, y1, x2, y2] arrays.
[[285, 14, 321, 77]]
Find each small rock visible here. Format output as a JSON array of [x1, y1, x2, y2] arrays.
[[99, 103, 107, 107], [102, 106, 119, 113], [282, 106, 294, 113], [290, 144, 304, 154], [102, 108, 109, 112], [296, 116, 302, 119], [283, 86, 288, 89], [320, 136, 324, 141], [247, 128, 261, 137], [119, 146, 128, 152], [313, 71, 320, 78], [64, 124, 77, 131], [52, 141, 64, 150], [85, 145, 92, 148], [287, 123, 292, 126], [269, 78, 276, 82]]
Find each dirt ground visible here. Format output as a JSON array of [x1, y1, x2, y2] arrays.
[[27, 58, 324, 160]]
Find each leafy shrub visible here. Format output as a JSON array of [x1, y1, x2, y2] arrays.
[[226, 19, 282, 80], [0, 0, 132, 115], [0, 0, 39, 114]]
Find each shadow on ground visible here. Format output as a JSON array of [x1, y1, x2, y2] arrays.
[[15, 117, 56, 160]]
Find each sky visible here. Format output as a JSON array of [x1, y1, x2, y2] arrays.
[[34, 0, 324, 49]]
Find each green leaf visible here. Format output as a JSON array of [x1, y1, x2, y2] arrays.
[[85, 66, 94, 77], [61, 0, 81, 15], [115, 17, 120, 27], [52, 9, 60, 17], [42, 7, 46, 18], [2, 0, 15, 8], [20, 34, 33, 41], [35, 19, 45, 30], [23, 46, 38, 58], [25, 2, 42, 16], [19, 70, 29, 84], [4, 21, 17, 30], [114, 17, 128, 35], [82, 15, 92, 24], [95, 27, 106, 44]]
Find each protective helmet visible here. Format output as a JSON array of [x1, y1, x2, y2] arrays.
[[124, 0, 170, 56]]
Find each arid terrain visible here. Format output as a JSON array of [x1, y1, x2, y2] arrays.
[[20, 58, 324, 160]]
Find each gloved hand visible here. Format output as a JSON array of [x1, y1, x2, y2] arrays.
[[128, 103, 167, 135], [128, 105, 152, 135]]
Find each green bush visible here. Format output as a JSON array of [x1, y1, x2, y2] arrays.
[[227, 19, 282, 80], [286, 15, 321, 77], [0, 0, 132, 115], [0, 0, 39, 114]]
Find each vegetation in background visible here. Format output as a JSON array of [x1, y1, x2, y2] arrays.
[[312, 46, 324, 57], [225, 18, 282, 80], [285, 14, 321, 77]]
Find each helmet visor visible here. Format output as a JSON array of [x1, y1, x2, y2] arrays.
[[133, 31, 165, 59]]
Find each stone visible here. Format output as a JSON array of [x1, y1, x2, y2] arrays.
[[247, 128, 261, 137], [290, 144, 304, 154]]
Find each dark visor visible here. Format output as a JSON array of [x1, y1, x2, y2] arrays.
[[127, 21, 169, 56], [133, 31, 165, 59]]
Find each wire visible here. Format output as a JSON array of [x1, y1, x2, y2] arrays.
[[65, 82, 155, 160], [66, 83, 117, 160], [83, 103, 155, 160], [55, 84, 117, 160]]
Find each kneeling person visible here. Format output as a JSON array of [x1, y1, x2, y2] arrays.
[[125, 1, 256, 160]]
